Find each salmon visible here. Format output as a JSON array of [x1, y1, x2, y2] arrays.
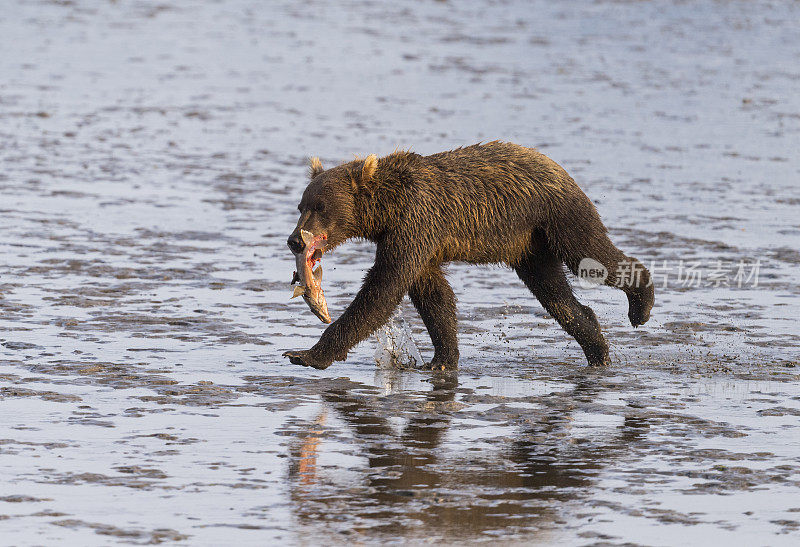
[[290, 229, 332, 323]]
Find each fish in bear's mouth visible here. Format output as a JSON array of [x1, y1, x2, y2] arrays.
[[290, 229, 331, 323]]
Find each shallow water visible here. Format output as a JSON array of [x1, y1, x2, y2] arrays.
[[1, 0, 799, 544]]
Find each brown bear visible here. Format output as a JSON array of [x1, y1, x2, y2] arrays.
[[283, 141, 654, 370]]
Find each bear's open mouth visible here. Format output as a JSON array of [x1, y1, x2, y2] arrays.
[[308, 246, 323, 269]]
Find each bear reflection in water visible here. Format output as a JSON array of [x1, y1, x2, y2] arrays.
[[286, 371, 649, 539]]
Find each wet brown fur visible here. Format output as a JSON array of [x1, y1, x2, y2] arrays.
[[285, 141, 654, 370]]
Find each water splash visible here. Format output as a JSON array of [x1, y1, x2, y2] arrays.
[[374, 308, 424, 368]]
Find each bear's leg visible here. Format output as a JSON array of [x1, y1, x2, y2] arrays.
[[285, 240, 429, 369], [408, 267, 459, 370], [515, 249, 610, 366], [544, 198, 655, 327], [568, 239, 654, 328], [551, 231, 654, 328]]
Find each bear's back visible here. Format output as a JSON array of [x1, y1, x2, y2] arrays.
[[409, 142, 578, 265]]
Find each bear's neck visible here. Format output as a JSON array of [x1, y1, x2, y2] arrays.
[[353, 154, 421, 242], [354, 189, 391, 242]]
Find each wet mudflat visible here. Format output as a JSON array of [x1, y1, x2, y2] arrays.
[[1, 0, 799, 544]]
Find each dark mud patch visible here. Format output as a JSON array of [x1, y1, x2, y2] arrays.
[[0, 495, 52, 503], [51, 519, 188, 543], [0, 386, 81, 403], [40, 471, 166, 491]]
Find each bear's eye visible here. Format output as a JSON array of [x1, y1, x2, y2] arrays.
[[315, 202, 326, 214]]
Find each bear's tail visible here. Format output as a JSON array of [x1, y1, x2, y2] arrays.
[[542, 190, 654, 327]]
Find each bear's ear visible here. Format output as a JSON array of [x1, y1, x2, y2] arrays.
[[351, 154, 378, 194], [309, 157, 324, 179], [361, 154, 378, 182]]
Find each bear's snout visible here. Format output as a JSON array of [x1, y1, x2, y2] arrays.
[[287, 234, 304, 254]]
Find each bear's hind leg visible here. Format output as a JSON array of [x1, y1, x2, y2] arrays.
[[408, 267, 459, 370], [575, 239, 654, 328], [515, 248, 610, 366], [547, 219, 654, 328], [543, 192, 654, 328]]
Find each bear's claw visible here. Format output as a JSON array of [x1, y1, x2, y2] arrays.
[[283, 350, 332, 370], [424, 358, 458, 371]]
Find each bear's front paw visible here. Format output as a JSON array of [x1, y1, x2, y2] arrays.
[[282, 350, 332, 370]]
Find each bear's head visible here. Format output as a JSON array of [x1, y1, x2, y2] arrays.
[[287, 154, 379, 254]]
